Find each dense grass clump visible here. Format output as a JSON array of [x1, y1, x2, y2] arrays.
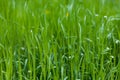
[[0, 0, 120, 80]]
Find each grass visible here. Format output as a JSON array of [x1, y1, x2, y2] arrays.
[[0, 0, 120, 80]]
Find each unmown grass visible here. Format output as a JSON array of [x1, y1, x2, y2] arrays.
[[0, 0, 120, 80]]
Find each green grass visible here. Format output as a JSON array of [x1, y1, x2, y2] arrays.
[[0, 0, 120, 80]]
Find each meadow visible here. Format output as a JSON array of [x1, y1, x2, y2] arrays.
[[0, 0, 120, 80]]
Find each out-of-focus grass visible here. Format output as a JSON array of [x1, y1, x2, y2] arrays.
[[0, 0, 120, 80]]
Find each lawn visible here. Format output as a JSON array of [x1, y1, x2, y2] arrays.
[[0, 0, 120, 80]]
